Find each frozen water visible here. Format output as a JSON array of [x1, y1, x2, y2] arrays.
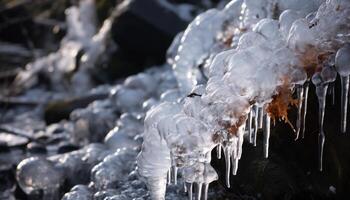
[[336, 45, 350, 133], [138, 0, 350, 199], [91, 149, 137, 190], [62, 185, 93, 200], [16, 157, 64, 199], [8, 0, 350, 200]]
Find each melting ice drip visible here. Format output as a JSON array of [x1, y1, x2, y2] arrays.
[[138, 0, 350, 199]]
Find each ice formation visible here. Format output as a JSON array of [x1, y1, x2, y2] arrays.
[[138, 0, 350, 199], [12, 0, 114, 94]]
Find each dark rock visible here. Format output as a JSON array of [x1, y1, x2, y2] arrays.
[[107, 0, 188, 79], [44, 93, 109, 124], [26, 142, 47, 154], [0, 164, 16, 196], [58, 143, 80, 154], [0, 141, 9, 152]]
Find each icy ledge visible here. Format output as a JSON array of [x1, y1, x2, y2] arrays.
[[138, 0, 350, 199]]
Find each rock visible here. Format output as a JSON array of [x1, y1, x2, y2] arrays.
[[44, 93, 109, 124], [26, 142, 47, 154], [0, 164, 16, 199], [0, 141, 10, 152], [107, 0, 188, 78], [57, 143, 80, 154], [0, 133, 28, 148]]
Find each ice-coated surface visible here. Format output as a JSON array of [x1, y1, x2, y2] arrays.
[[62, 185, 93, 200], [16, 157, 64, 198], [91, 149, 137, 190], [172, 0, 243, 94], [138, 0, 350, 199]]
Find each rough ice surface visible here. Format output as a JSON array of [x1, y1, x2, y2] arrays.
[[138, 0, 350, 199]]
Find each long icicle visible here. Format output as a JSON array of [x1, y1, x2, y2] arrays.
[[248, 109, 253, 143], [340, 75, 349, 133], [167, 167, 172, 184], [231, 156, 239, 175], [335, 45, 350, 133], [196, 183, 203, 200], [301, 82, 309, 139], [224, 146, 231, 188], [328, 82, 335, 105], [316, 84, 328, 171], [172, 166, 178, 185], [258, 106, 264, 129], [216, 144, 222, 159], [187, 182, 193, 200], [254, 105, 258, 146], [233, 126, 244, 175], [263, 114, 271, 158], [203, 183, 209, 200], [295, 86, 304, 140]]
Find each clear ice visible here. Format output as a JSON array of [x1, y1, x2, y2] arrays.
[[335, 45, 350, 133], [138, 0, 350, 199]]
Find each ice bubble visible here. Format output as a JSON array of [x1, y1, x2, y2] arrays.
[[16, 157, 64, 199]]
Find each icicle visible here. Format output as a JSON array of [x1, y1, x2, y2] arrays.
[[172, 165, 178, 185], [314, 65, 337, 170], [295, 85, 304, 140], [231, 156, 239, 175], [253, 105, 258, 146], [203, 183, 209, 200], [237, 126, 244, 159], [196, 183, 203, 200], [340, 76, 349, 133], [301, 82, 309, 138], [248, 109, 253, 143], [313, 72, 328, 171], [335, 45, 350, 133], [184, 182, 187, 193], [328, 82, 335, 105], [223, 146, 231, 188], [216, 144, 222, 159], [167, 168, 171, 184], [187, 182, 193, 200], [263, 114, 271, 158], [317, 84, 327, 171], [258, 106, 264, 129]]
